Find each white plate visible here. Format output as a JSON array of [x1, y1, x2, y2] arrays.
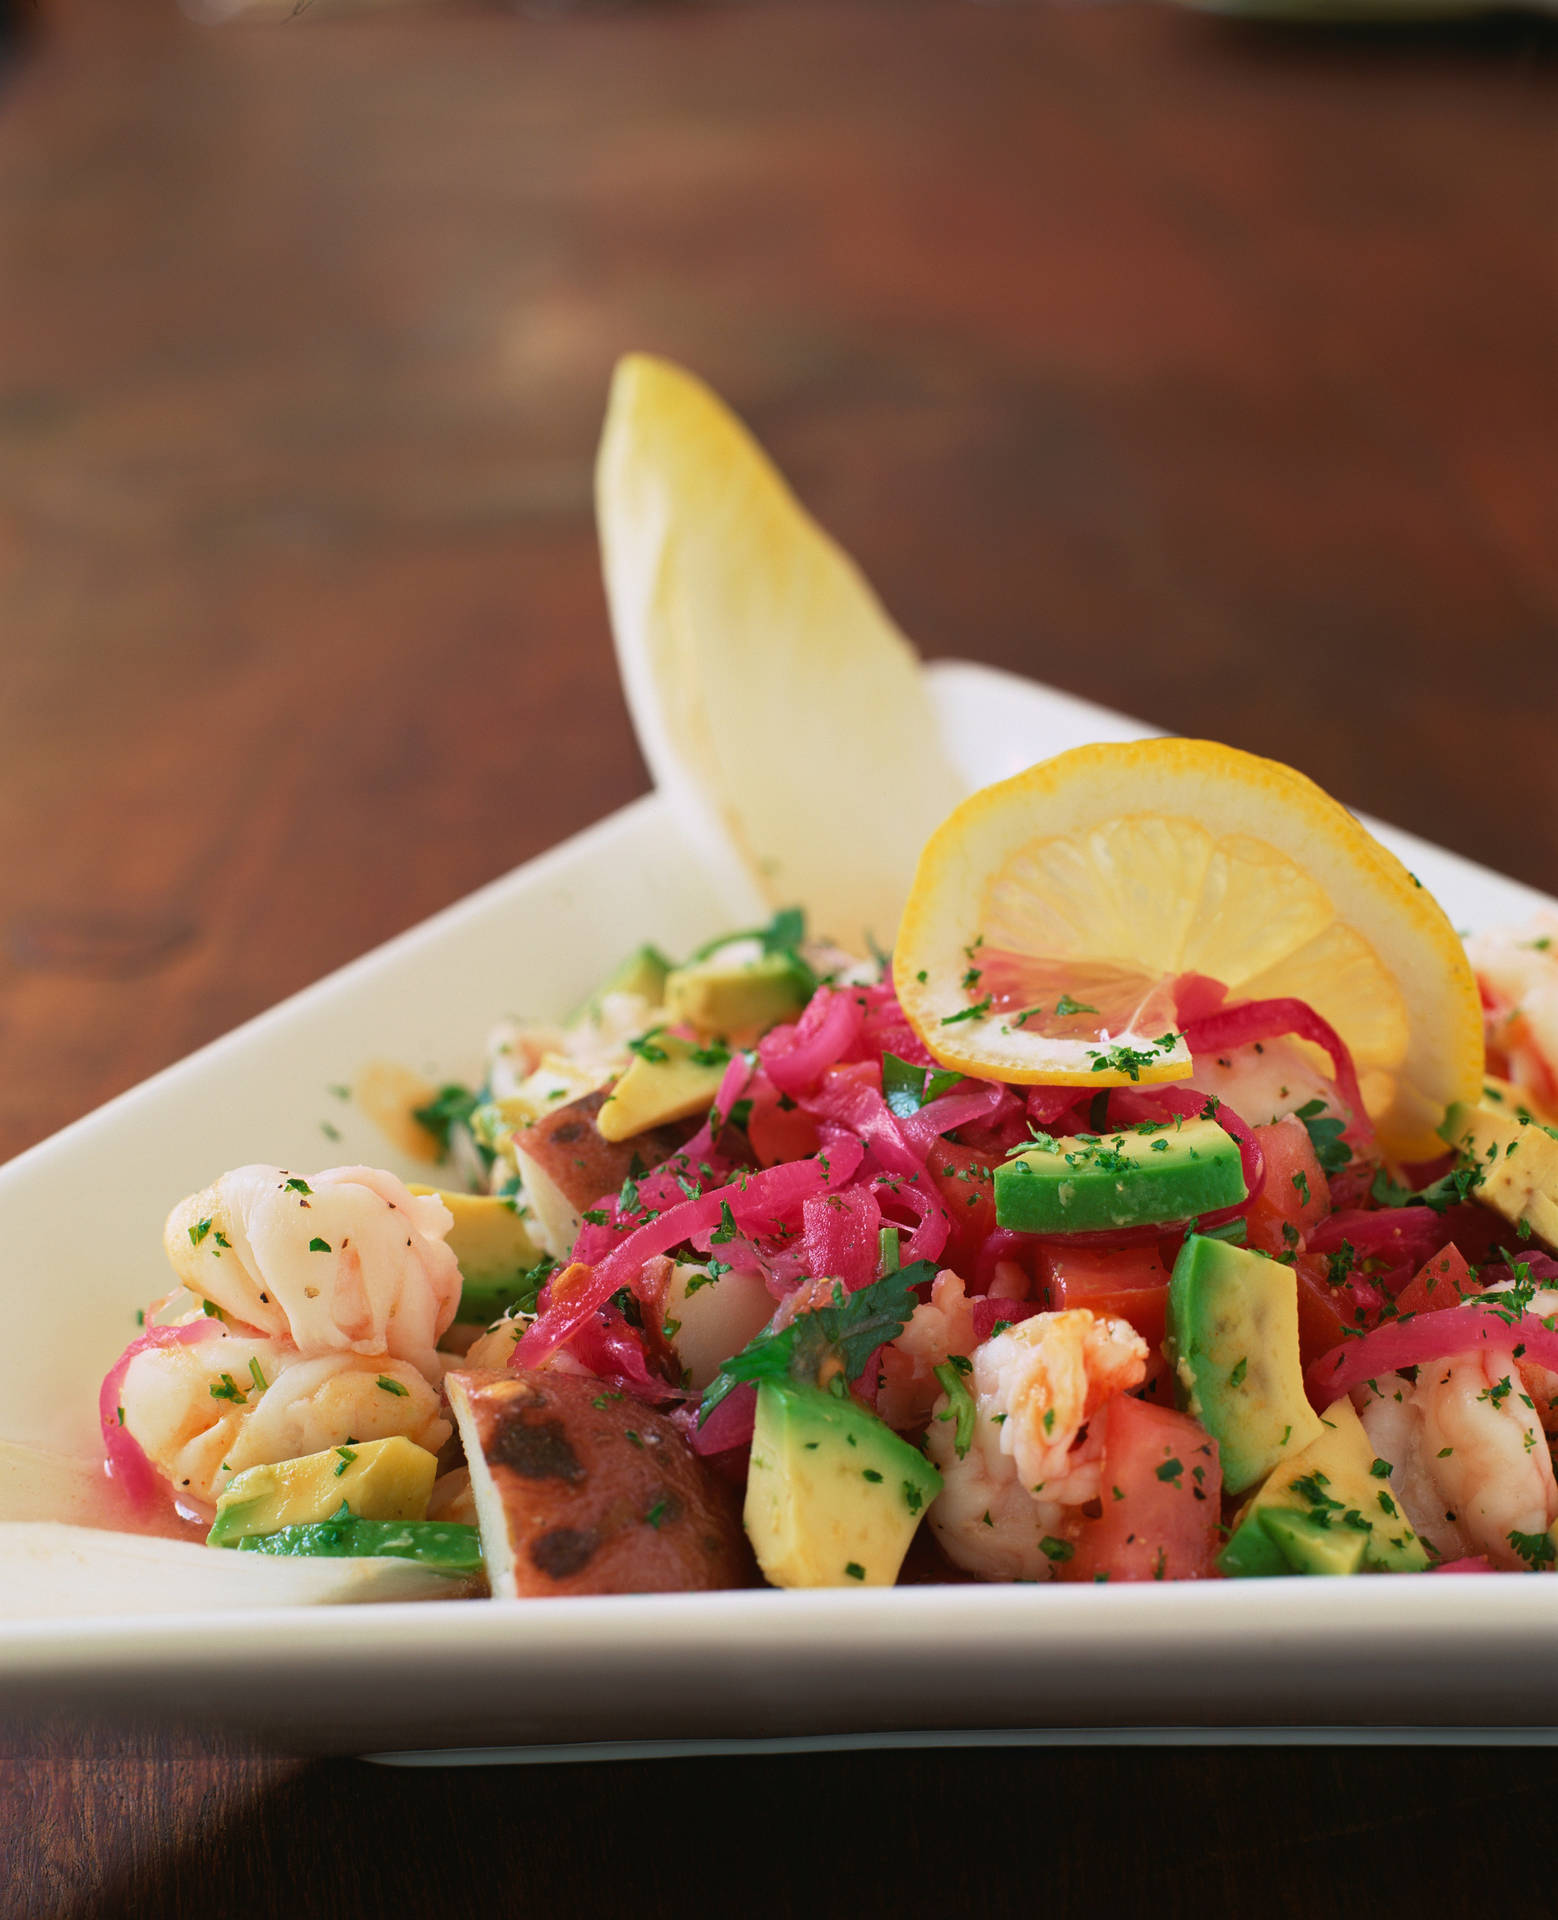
[[1, 661, 1553, 1754]]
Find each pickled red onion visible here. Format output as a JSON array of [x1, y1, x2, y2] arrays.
[[760, 987, 865, 1096], [518, 1139, 865, 1365], [1307, 1303, 1558, 1400], [971, 1296, 1043, 1342], [1181, 995, 1374, 1150]]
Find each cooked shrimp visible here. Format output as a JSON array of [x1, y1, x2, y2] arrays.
[[1466, 912, 1558, 1119], [1482, 1277, 1558, 1425], [1357, 1355, 1558, 1570], [876, 1269, 977, 1430], [165, 1164, 461, 1378], [1187, 1036, 1349, 1131], [119, 1326, 449, 1508], [925, 1309, 1147, 1581]]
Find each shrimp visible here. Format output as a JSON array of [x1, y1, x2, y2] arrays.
[[1466, 911, 1558, 1120], [1187, 1036, 1350, 1131], [925, 1309, 1148, 1581], [1357, 1355, 1558, 1570], [119, 1325, 449, 1508], [875, 1269, 978, 1430], [164, 1164, 462, 1379]]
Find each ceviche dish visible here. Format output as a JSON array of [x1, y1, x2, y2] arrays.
[[64, 360, 1558, 1604]]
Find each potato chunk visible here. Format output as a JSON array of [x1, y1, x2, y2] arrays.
[[445, 1369, 750, 1597], [516, 1089, 695, 1212]]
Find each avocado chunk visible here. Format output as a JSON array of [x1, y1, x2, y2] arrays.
[[1166, 1233, 1324, 1494], [208, 1436, 438, 1547], [571, 942, 673, 1030], [744, 1380, 942, 1587], [596, 1033, 728, 1144], [1257, 1508, 1369, 1577], [995, 1119, 1245, 1235], [407, 1186, 545, 1321], [236, 1509, 483, 1576], [664, 946, 812, 1043], [1219, 1396, 1431, 1577], [1441, 1094, 1558, 1253]]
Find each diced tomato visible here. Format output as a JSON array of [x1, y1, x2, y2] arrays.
[[1244, 1115, 1329, 1259], [1395, 1244, 1477, 1317], [746, 1078, 821, 1167], [1293, 1252, 1351, 1370], [1060, 1396, 1222, 1583], [1035, 1242, 1171, 1350], [926, 1140, 998, 1275]]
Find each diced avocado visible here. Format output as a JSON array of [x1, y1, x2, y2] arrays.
[[407, 1186, 545, 1321], [1441, 1096, 1558, 1253], [1219, 1396, 1431, 1577], [208, 1436, 438, 1547], [1165, 1233, 1324, 1494], [236, 1508, 482, 1575], [664, 947, 812, 1043], [596, 1033, 728, 1144], [995, 1119, 1245, 1235], [570, 942, 673, 1029], [1257, 1508, 1369, 1577], [744, 1380, 942, 1588]]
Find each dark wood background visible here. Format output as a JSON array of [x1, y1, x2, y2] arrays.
[[2, 0, 1555, 1911]]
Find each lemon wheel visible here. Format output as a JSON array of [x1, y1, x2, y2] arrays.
[[893, 739, 1484, 1163]]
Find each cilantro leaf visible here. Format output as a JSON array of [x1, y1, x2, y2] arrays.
[[1293, 1099, 1351, 1177], [881, 1052, 964, 1119], [699, 1263, 934, 1424]]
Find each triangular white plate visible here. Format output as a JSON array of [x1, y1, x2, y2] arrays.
[[0, 662, 1551, 1754]]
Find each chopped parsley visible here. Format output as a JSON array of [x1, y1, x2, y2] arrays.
[[375, 1375, 409, 1397], [1508, 1530, 1557, 1571], [308, 1237, 332, 1253]]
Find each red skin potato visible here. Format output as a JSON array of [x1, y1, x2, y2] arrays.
[[447, 1367, 752, 1597]]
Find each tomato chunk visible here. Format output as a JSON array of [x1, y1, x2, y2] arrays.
[[1061, 1395, 1223, 1583], [926, 1140, 998, 1275], [1035, 1243, 1171, 1349], [746, 1079, 821, 1168], [1395, 1244, 1477, 1317], [1244, 1114, 1329, 1259], [1293, 1252, 1351, 1370]]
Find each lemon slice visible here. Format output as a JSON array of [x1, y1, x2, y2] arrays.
[[894, 738, 1484, 1161], [596, 354, 966, 956]]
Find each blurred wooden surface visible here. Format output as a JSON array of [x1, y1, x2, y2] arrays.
[[1, 1, 1556, 1913]]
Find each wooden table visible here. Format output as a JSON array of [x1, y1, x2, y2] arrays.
[[2, 0, 1555, 1910]]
